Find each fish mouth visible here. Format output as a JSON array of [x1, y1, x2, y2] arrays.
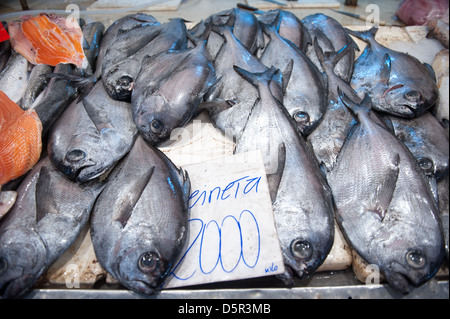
[[0, 267, 25, 299]]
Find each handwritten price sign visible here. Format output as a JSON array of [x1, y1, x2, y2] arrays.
[[163, 150, 285, 288]]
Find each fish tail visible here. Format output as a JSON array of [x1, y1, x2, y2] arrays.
[[314, 37, 351, 70], [233, 65, 280, 89], [41, 72, 97, 102], [345, 27, 378, 44], [338, 88, 372, 121]]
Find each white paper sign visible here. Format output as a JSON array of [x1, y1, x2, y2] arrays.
[[163, 150, 285, 288]]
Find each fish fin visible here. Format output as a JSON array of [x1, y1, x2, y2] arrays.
[[114, 166, 155, 228], [81, 96, 113, 134], [338, 88, 372, 121], [345, 27, 378, 44], [423, 62, 437, 83], [270, 68, 285, 104], [161, 151, 191, 210], [368, 153, 400, 221], [267, 142, 286, 203], [35, 165, 57, 223], [280, 59, 293, 96], [43, 72, 96, 101], [82, 36, 90, 50], [233, 65, 278, 89], [378, 53, 392, 84]]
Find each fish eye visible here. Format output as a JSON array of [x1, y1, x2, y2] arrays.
[[404, 90, 421, 101], [138, 252, 161, 273], [405, 250, 426, 269], [293, 111, 310, 126], [66, 149, 86, 162], [418, 157, 434, 174], [150, 119, 164, 134], [0, 257, 7, 274], [290, 239, 313, 260], [118, 75, 133, 89]]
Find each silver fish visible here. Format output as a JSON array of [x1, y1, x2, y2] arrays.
[[302, 13, 357, 83], [20, 64, 53, 110], [103, 18, 188, 101], [0, 157, 105, 299], [328, 93, 445, 294], [234, 66, 335, 284], [349, 27, 439, 118], [0, 51, 29, 103], [437, 173, 449, 260], [258, 9, 312, 53], [90, 136, 190, 295], [48, 81, 137, 182], [260, 19, 327, 136], [383, 111, 449, 181], [131, 38, 216, 146]]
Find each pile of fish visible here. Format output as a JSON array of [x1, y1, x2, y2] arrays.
[[0, 7, 448, 298]]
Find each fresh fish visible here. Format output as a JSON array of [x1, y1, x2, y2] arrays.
[[80, 21, 105, 77], [8, 13, 88, 69], [328, 92, 445, 294], [48, 81, 137, 182], [258, 9, 312, 53], [0, 191, 16, 220], [0, 90, 42, 187], [191, 8, 265, 59], [90, 136, 190, 295], [234, 66, 335, 284], [302, 13, 357, 83], [348, 27, 439, 118], [19, 64, 53, 110], [51, 13, 161, 97], [103, 18, 188, 102], [131, 36, 216, 146], [382, 111, 449, 181], [30, 63, 79, 138], [0, 157, 105, 299], [260, 19, 327, 136], [306, 41, 361, 173], [203, 22, 268, 140], [0, 50, 29, 103]]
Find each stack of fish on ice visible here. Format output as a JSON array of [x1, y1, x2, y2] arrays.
[[0, 7, 448, 298]]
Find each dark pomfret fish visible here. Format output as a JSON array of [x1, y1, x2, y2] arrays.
[[348, 27, 439, 118], [80, 21, 105, 77], [191, 8, 265, 59], [302, 13, 357, 83], [103, 18, 189, 101], [90, 136, 190, 295], [52, 13, 161, 96], [48, 81, 137, 182], [260, 19, 327, 136], [382, 111, 449, 180], [131, 38, 216, 146], [258, 9, 312, 53], [234, 66, 335, 284], [437, 173, 449, 260], [0, 157, 106, 299], [307, 41, 361, 173], [20, 64, 53, 110], [328, 93, 445, 294], [203, 23, 268, 140]]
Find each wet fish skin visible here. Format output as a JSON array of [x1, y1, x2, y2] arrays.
[[90, 136, 190, 295], [349, 27, 439, 118], [20, 64, 53, 110], [234, 66, 335, 283], [131, 38, 216, 146], [437, 173, 449, 260], [302, 13, 357, 83], [260, 20, 327, 136], [383, 111, 449, 181], [48, 81, 137, 182], [259, 9, 312, 53], [80, 21, 105, 77], [0, 157, 105, 299], [328, 93, 445, 294], [103, 18, 188, 102], [0, 51, 29, 103]]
